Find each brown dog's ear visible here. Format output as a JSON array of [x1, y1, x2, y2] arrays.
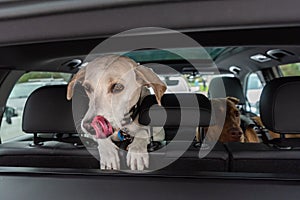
[[227, 96, 240, 105], [135, 65, 167, 105], [67, 68, 86, 100]]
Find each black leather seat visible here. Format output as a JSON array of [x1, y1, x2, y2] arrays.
[[162, 141, 229, 172], [0, 85, 229, 172], [227, 77, 300, 173], [139, 93, 212, 141], [260, 76, 300, 147], [138, 93, 229, 172], [226, 142, 300, 173], [0, 85, 99, 168]]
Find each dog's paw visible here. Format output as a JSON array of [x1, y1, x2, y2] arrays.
[[97, 138, 120, 170], [127, 140, 149, 170]]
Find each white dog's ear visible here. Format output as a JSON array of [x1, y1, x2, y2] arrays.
[[67, 68, 86, 100], [135, 65, 167, 105]]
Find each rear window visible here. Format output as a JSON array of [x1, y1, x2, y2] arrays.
[[185, 73, 234, 96], [153, 73, 234, 95]]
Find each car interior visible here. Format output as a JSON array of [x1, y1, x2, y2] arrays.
[[1, 0, 300, 199]]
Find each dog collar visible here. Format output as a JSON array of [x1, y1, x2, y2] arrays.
[[117, 129, 133, 142]]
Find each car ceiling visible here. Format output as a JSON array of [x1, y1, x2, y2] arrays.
[[1, 30, 300, 74], [0, 0, 300, 46], [0, 0, 300, 74]]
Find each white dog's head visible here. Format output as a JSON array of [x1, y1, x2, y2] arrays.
[[67, 55, 166, 138]]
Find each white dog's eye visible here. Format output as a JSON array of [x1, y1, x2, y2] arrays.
[[111, 83, 124, 93]]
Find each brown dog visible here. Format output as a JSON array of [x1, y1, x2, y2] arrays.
[[197, 97, 259, 143]]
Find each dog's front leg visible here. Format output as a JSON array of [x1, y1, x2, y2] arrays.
[[97, 136, 120, 170], [127, 130, 149, 170]]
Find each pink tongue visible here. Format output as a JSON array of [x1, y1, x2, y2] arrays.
[[91, 115, 113, 139]]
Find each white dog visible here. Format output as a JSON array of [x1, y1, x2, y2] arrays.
[[67, 55, 166, 170]]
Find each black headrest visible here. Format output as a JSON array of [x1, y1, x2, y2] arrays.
[[138, 93, 211, 127], [260, 77, 300, 134], [22, 85, 77, 134], [208, 77, 246, 104]]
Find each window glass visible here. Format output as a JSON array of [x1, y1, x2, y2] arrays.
[[185, 73, 234, 96], [246, 73, 264, 115], [159, 75, 191, 93], [279, 62, 300, 76], [0, 72, 71, 142], [123, 47, 231, 62], [152, 73, 234, 96]]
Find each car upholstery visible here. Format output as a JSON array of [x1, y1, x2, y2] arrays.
[[0, 85, 99, 168], [226, 77, 300, 173]]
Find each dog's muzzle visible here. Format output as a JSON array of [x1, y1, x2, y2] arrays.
[[91, 115, 113, 139]]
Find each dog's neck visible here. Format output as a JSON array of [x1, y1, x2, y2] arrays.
[[120, 87, 150, 135]]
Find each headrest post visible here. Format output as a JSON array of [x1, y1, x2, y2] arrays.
[[31, 133, 43, 146]]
